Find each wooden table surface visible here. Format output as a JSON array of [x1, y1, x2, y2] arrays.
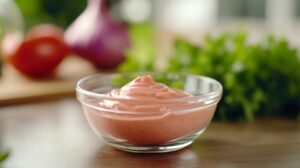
[[1, 99, 300, 168]]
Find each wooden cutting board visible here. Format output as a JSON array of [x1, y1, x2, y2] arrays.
[[0, 57, 97, 105]]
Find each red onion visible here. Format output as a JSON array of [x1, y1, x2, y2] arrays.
[[64, 0, 130, 69]]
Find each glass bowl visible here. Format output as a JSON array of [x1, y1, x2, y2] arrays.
[[76, 72, 223, 153]]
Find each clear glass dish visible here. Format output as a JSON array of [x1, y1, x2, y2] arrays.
[[76, 72, 223, 153]]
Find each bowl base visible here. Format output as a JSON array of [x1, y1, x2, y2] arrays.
[[107, 140, 193, 153], [103, 128, 206, 153]]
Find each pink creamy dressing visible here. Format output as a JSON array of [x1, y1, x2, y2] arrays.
[[99, 75, 191, 113], [83, 75, 216, 144]]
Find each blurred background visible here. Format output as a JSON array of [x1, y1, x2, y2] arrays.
[[7, 0, 300, 32], [1, 1, 300, 166], [4, 0, 300, 35], [0, 0, 300, 122]]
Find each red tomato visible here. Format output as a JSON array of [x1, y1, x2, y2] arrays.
[[26, 23, 65, 41], [10, 37, 70, 78]]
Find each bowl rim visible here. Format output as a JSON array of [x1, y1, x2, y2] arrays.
[[75, 72, 223, 114]]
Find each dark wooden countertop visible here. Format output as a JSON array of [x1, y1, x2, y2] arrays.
[[1, 99, 300, 168]]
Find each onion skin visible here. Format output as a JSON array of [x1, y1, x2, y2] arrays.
[[64, 0, 130, 70]]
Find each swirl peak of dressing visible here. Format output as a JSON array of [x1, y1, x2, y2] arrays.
[[99, 75, 191, 112], [108, 75, 189, 99]]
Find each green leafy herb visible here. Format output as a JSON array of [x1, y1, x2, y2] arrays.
[[168, 32, 300, 122], [118, 23, 155, 72], [0, 151, 9, 164]]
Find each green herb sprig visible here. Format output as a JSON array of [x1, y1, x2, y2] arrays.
[[0, 151, 9, 164], [168, 32, 300, 122]]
